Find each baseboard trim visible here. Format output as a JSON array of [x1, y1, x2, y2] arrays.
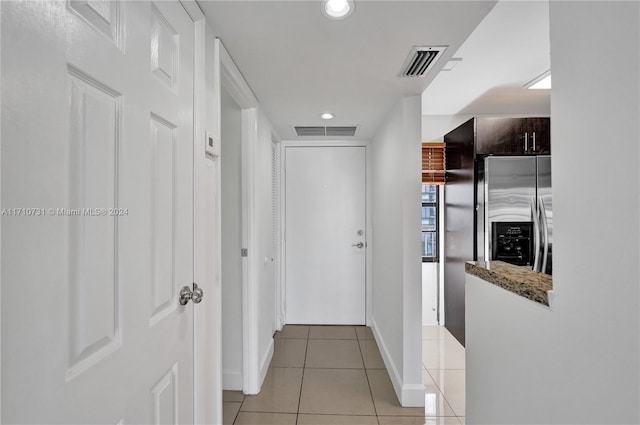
[[369, 317, 404, 402], [370, 317, 425, 407], [222, 370, 242, 391], [401, 383, 426, 407], [259, 337, 274, 389]]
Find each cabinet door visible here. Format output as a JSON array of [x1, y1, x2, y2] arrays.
[[526, 118, 551, 154], [475, 118, 526, 155]]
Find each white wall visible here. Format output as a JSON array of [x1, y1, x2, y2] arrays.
[[466, 2, 640, 424], [422, 263, 438, 325], [221, 87, 244, 390], [371, 96, 425, 407], [422, 114, 474, 143]]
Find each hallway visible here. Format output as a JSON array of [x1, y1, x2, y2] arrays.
[[223, 325, 465, 425]]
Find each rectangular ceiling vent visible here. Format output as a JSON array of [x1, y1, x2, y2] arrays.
[[399, 46, 447, 78], [294, 126, 326, 137], [326, 126, 358, 137], [295, 126, 358, 137]]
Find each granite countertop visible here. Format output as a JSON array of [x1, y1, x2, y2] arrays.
[[465, 261, 553, 306]]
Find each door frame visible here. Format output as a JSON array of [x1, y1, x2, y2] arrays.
[[180, 1, 219, 423], [272, 138, 285, 331], [219, 41, 263, 395], [278, 141, 373, 327], [0, 1, 3, 415]]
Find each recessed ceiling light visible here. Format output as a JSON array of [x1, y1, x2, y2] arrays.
[[322, 0, 355, 20], [321, 112, 334, 120], [525, 70, 552, 90]]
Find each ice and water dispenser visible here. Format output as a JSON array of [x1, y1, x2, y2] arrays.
[[491, 222, 533, 267]]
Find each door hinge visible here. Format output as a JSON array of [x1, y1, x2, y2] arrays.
[[241, 248, 248, 257]]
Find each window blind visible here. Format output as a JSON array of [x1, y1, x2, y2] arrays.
[[422, 142, 445, 185]]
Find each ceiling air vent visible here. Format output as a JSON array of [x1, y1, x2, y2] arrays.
[[399, 46, 447, 78], [326, 126, 357, 137], [294, 126, 358, 137], [294, 126, 326, 137]]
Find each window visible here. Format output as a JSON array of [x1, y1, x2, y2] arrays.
[[422, 184, 438, 262], [421, 142, 444, 262]]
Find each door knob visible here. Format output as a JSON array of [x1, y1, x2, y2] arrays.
[[179, 286, 193, 305], [179, 283, 204, 305], [352, 242, 364, 248], [192, 283, 204, 304]]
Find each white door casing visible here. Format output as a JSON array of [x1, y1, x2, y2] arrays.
[[285, 146, 366, 325], [1, 1, 195, 423], [219, 42, 266, 395]]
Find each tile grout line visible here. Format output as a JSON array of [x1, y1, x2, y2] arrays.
[[423, 330, 466, 418], [356, 333, 381, 425], [428, 377, 458, 419], [231, 393, 246, 425], [294, 328, 310, 425]]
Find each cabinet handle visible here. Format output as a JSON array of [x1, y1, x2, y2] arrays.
[[532, 132, 536, 152], [524, 133, 528, 153]]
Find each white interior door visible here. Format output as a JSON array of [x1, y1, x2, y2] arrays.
[[285, 146, 366, 324], [1, 1, 195, 423]]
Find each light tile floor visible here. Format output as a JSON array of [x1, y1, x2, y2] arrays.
[[223, 325, 465, 425]]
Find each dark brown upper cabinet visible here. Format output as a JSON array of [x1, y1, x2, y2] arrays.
[[474, 117, 550, 156]]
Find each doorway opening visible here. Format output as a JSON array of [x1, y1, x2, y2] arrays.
[[421, 184, 445, 326], [221, 86, 244, 391]]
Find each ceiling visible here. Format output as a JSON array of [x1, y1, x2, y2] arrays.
[[198, 0, 497, 140], [421, 0, 551, 141]]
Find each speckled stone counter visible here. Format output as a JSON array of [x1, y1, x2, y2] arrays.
[[465, 261, 553, 306]]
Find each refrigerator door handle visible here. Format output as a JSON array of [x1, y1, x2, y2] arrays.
[[531, 197, 541, 272], [532, 132, 537, 152], [539, 197, 549, 274]]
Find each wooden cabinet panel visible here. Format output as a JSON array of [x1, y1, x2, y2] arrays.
[[476, 118, 524, 155], [475, 117, 550, 156], [525, 118, 551, 154]]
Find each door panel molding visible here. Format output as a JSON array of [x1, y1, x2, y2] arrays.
[[66, 66, 122, 381]]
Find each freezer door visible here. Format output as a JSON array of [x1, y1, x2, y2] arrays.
[[537, 156, 552, 274], [484, 157, 537, 261]]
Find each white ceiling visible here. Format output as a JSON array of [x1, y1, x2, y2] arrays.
[[421, 0, 551, 141], [198, 0, 497, 140]]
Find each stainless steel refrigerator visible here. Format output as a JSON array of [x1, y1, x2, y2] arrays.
[[443, 149, 552, 346], [476, 156, 552, 274]]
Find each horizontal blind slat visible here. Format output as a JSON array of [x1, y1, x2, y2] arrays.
[[422, 142, 446, 185]]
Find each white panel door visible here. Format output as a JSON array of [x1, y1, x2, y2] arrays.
[[285, 147, 366, 324], [1, 1, 195, 423]]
